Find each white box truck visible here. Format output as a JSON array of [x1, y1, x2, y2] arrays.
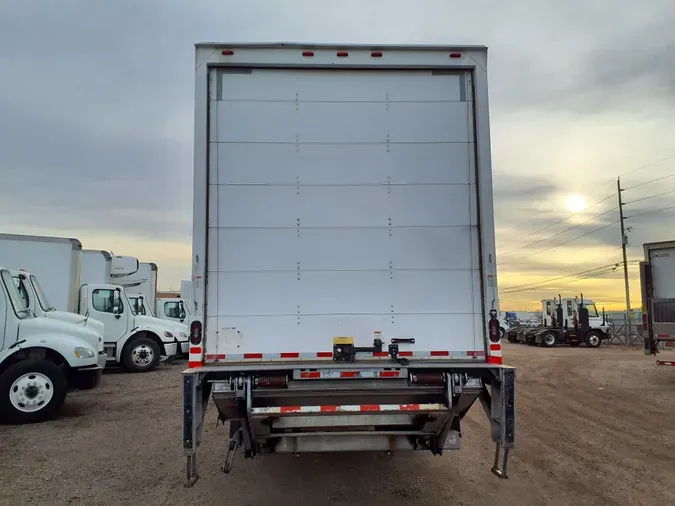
[[640, 240, 675, 366], [182, 43, 515, 485], [114, 261, 190, 351], [0, 265, 103, 424], [0, 234, 106, 347], [81, 250, 179, 370]]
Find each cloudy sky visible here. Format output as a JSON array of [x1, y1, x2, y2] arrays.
[[1, 1, 674, 309]]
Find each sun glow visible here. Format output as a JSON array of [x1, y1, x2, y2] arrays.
[[565, 194, 587, 213]]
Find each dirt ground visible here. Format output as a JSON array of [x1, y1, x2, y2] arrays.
[[2, 344, 675, 506]]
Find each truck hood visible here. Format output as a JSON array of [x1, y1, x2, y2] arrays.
[[44, 311, 105, 339], [134, 315, 176, 333], [19, 317, 100, 352]]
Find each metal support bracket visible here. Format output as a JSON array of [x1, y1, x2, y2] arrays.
[[182, 371, 213, 488], [333, 338, 384, 362], [479, 367, 515, 479]]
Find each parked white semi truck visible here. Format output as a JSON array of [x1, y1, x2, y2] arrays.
[[181, 43, 515, 485], [0, 266, 104, 424], [640, 240, 675, 366], [81, 250, 179, 371]]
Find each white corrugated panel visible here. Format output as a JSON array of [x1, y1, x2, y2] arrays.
[[206, 68, 482, 356]]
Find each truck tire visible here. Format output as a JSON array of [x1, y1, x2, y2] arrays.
[[122, 336, 161, 373], [585, 331, 602, 349], [499, 327, 506, 340], [541, 331, 557, 348], [0, 359, 68, 424]]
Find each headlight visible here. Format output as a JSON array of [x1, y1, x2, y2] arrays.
[[179, 332, 187, 339], [164, 331, 174, 338], [74, 347, 96, 359]]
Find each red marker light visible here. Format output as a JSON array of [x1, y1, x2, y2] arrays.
[[371, 51, 383, 58], [449, 53, 462, 58], [221, 49, 234, 56], [302, 51, 314, 57], [336, 51, 349, 57], [488, 318, 500, 343]]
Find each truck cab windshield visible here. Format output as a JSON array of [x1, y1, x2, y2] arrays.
[[29, 274, 53, 312], [2, 270, 31, 318]]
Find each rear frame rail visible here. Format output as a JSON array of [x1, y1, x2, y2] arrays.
[[181, 364, 515, 486]]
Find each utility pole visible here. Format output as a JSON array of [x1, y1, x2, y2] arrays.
[[617, 177, 632, 345]]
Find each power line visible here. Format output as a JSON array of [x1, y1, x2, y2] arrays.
[[623, 187, 675, 206], [625, 203, 675, 220], [497, 193, 615, 250], [623, 171, 675, 191], [499, 247, 623, 290], [609, 152, 675, 182], [574, 262, 639, 282], [501, 261, 640, 294], [499, 219, 620, 266], [501, 262, 622, 293], [499, 205, 618, 258]]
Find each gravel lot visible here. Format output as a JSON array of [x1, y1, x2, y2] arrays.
[[2, 344, 675, 506]]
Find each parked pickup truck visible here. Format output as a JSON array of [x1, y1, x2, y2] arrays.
[[181, 42, 516, 485]]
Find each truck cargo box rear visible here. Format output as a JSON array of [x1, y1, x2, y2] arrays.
[[191, 44, 499, 365], [182, 43, 513, 486]]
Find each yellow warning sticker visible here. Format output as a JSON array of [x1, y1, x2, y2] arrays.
[[333, 336, 354, 345]]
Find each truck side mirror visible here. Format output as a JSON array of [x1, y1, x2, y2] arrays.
[[180, 310, 186, 321], [113, 290, 122, 319]]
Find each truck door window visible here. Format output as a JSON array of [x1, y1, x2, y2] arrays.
[[545, 301, 551, 315], [1, 270, 30, 319], [164, 301, 181, 318], [129, 297, 146, 316], [11, 276, 30, 309], [92, 289, 123, 314], [566, 300, 573, 317], [588, 304, 599, 317]]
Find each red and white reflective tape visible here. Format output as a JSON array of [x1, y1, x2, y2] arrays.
[[188, 346, 203, 368], [295, 368, 402, 380], [657, 360, 675, 367], [657, 334, 675, 338], [203, 350, 486, 362], [487, 342, 503, 365], [250, 402, 446, 416]]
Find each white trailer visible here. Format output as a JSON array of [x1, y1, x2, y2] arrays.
[[0, 266, 103, 424], [640, 240, 675, 366], [182, 43, 515, 485]]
